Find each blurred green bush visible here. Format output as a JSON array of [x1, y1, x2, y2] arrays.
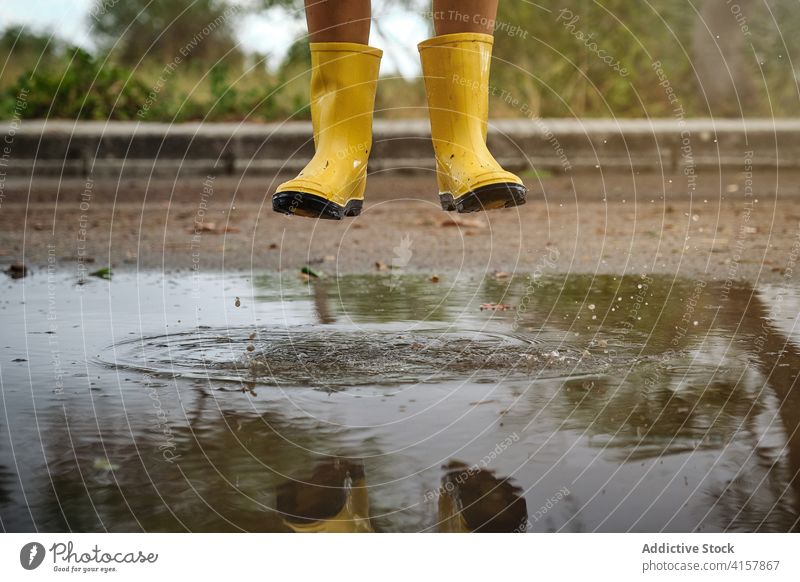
[[0, 26, 313, 122]]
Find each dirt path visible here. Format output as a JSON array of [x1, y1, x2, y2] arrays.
[[2, 170, 800, 283]]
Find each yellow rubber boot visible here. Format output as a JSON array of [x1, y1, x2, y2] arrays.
[[419, 33, 526, 213], [273, 43, 382, 220]]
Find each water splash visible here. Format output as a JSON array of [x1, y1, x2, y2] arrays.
[[97, 325, 609, 388]]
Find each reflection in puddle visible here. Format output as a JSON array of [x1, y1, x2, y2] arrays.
[[276, 458, 528, 533], [438, 460, 528, 533], [1, 272, 799, 532], [278, 459, 373, 533]]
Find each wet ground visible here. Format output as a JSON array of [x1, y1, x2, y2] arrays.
[[2, 270, 800, 532], [3, 170, 800, 279]]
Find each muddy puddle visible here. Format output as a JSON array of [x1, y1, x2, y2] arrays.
[[1, 271, 799, 532]]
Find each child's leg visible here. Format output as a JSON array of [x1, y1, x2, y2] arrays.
[[432, 0, 499, 35], [304, 0, 371, 43]]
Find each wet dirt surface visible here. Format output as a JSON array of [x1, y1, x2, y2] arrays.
[[2, 271, 800, 532], [2, 170, 800, 280]]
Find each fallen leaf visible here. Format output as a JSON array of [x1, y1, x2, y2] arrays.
[[187, 222, 241, 234], [90, 267, 112, 280], [5, 262, 28, 279], [438, 215, 486, 229], [93, 458, 120, 472], [480, 303, 512, 311], [301, 266, 322, 279]]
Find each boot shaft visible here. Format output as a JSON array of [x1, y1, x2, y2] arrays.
[[418, 33, 493, 147], [309, 42, 382, 157]]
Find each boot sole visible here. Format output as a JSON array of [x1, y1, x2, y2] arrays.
[[440, 183, 527, 213], [273, 192, 363, 220]]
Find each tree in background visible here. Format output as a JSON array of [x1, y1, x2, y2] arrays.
[[692, 0, 757, 116], [92, 0, 243, 68], [0, 0, 295, 121], [745, 0, 800, 117], [491, 0, 799, 118], [0, 26, 65, 88], [491, 0, 689, 117], [1, 0, 797, 120]]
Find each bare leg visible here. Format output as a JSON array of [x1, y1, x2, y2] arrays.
[[432, 0, 499, 35], [304, 0, 372, 44]]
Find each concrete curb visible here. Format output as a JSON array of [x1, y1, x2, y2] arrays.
[[2, 118, 799, 179]]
